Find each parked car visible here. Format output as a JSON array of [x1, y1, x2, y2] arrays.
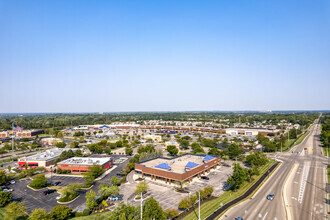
[[201, 176, 209, 180], [44, 189, 56, 195], [267, 193, 275, 200], [9, 180, 15, 184], [52, 181, 61, 186], [4, 182, 10, 186], [235, 218, 243, 220]]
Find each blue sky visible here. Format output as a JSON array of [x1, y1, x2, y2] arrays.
[[0, 0, 329, 113]]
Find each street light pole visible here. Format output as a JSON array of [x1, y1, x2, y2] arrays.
[[198, 191, 201, 220], [140, 192, 143, 220]]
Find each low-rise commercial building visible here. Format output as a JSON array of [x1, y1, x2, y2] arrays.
[[0, 129, 44, 138], [40, 138, 63, 147], [135, 154, 221, 185], [18, 148, 66, 170], [142, 134, 162, 142], [57, 157, 113, 174]]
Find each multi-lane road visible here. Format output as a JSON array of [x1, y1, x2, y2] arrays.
[[220, 122, 329, 220]]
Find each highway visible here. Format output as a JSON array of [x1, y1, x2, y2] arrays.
[[219, 122, 329, 220]]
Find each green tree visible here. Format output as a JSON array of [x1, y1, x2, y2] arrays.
[[86, 190, 97, 210], [0, 192, 12, 207], [111, 176, 119, 186], [29, 174, 48, 189], [135, 181, 149, 195], [125, 147, 133, 156], [0, 170, 7, 185], [164, 208, 179, 218], [204, 186, 214, 197], [29, 208, 51, 220], [49, 205, 72, 220], [227, 143, 245, 160], [189, 195, 197, 206], [246, 151, 268, 167], [56, 131, 64, 138], [143, 197, 166, 220], [70, 141, 79, 148], [166, 145, 179, 156], [245, 167, 260, 182], [178, 198, 190, 210], [99, 186, 120, 198], [90, 164, 104, 178], [191, 142, 205, 154], [208, 147, 220, 156], [227, 163, 247, 191], [56, 142, 66, 148], [83, 172, 95, 186], [4, 201, 27, 220]]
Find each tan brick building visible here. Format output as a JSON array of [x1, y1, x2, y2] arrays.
[[135, 154, 221, 185]]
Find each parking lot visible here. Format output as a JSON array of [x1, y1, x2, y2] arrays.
[[186, 163, 233, 197], [123, 162, 235, 211], [10, 179, 59, 213], [8, 154, 131, 213]]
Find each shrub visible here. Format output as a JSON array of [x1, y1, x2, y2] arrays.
[[50, 205, 73, 220], [0, 191, 12, 207], [58, 192, 79, 202], [83, 208, 90, 216], [29, 174, 48, 189]]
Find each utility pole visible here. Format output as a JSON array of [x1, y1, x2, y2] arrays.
[[12, 123, 14, 152], [140, 192, 143, 220], [198, 191, 201, 220]]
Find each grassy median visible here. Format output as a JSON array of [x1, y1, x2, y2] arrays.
[[183, 160, 276, 220]]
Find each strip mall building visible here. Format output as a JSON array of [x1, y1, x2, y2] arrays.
[[18, 148, 66, 170], [57, 157, 113, 174], [135, 154, 221, 185]]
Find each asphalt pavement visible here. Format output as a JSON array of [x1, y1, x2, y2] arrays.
[[219, 122, 328, 220]]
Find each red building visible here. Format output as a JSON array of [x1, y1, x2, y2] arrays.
[[57, 157, 113, 174]]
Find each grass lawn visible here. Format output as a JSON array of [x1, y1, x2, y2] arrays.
[[283, 139, 295, 151], [0, 207, 6, 219], [72, 212, 110, 220], [323, 148, 329, 157], [183, 160, 276, 220]]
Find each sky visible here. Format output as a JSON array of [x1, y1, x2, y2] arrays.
[[0, 0, 330, 113]]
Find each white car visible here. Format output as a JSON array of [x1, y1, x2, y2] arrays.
[[9, 180, 15, 184], [56, 195, 64, 200]]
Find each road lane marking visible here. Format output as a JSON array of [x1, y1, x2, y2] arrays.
[[298, 162, 310, 204], [262, 212, 268, 220]]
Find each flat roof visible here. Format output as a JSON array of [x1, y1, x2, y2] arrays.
[[139, 154, 217, 174], [20, 148, 66, 162], [58, 157, 111, 166]]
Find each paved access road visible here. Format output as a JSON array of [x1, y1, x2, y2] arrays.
[[220, 122, 328, 220]]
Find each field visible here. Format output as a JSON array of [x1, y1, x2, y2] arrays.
[[183, 160, 276, 220]]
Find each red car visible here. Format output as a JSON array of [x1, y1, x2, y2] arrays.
[[4, 182, 10, 186]]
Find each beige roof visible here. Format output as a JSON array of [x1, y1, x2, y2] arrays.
[[141, 154, 206, 174]]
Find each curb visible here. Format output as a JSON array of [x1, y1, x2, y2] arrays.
[[27, 185, 49, 191], [203, 161, 280, 220], [57, 195, 81, 204], [282, 163, 298, 220], [81, 184, 94, 190]]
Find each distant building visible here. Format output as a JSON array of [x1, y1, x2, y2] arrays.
[[0, 129, 44, 138], [57, 157, 113, 174], [41, 138, 63, 147], [142, 134, 162, 142]]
